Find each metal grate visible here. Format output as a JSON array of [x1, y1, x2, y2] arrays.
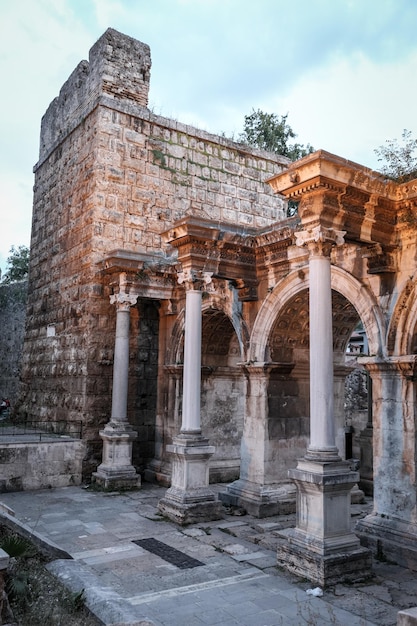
[[133, 538, 204, 569]]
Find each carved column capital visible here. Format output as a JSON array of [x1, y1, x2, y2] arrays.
[[295, 225, 346, 258], [177, 269, 214, 292], [109, 272, 138, 311], [110, 291, 138, 311]]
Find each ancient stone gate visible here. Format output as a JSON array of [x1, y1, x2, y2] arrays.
[[18, 28, 417, 577]]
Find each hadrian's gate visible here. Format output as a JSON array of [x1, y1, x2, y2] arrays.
[[18, 28, 417, 572]]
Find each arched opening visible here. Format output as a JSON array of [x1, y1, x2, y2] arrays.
[[266, 288, 371, 487], [158, 304, 245, 484], [200, 308, 245, 482], [132, 299, 160, 473]]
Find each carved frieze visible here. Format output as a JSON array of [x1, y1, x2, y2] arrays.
[[363, 244, 396, 274]]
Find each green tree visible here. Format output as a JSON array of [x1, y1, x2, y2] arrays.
[[239, 109, 314, 160], [374, 129, 417, 183], [1, 245, 30, 284]]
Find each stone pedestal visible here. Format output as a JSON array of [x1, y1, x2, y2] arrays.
[[93, 421, 140, 489], [356, 514, 417, 572], [158, 434, 223, 524], [219, 478, 296, 517], [276, 459, 372, 586]]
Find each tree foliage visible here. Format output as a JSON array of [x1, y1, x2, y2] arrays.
[[374, 129, 417, 183], [1, 245, 30, 284], [239, 109, 314, 160]]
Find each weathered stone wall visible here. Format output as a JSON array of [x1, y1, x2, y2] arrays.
[[20, 28, 287, 478], [201, 370, 245, 482], [0, 282, 27, 407], [39, 28, 151, 162], [0, 440, 85, 491], [344, 367, 369, 460]]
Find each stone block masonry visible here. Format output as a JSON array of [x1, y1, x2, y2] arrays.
[[19, 28, 288, 479], [0, 282, 27, 406], [0, 440, 86, 491]]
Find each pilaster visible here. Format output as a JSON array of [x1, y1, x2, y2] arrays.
[[219, 363, 297, 517], [356, 356, 417, 569]]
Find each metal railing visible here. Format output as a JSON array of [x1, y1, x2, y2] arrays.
[[0, 419, 83, 441]]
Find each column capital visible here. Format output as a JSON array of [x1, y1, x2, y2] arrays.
[[295, 225, 346, 257], [177, 269, 213, 291], [109, 272, 138, 311], [110, 291, 138, 311], [360, 355, 417, 380]]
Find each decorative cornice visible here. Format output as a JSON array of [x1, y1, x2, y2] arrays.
[[267, 150, 399, 199]]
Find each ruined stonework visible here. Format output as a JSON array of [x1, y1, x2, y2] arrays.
[[0, 282, 27, 405], [20, 28, 287, 479], [17, 28, 417, 573]]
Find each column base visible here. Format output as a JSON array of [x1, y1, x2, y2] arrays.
[[276, 532, 372, 587], [93, 421, 140, 490], [158, 435, 223, 525], [158, 495, 224, 526], [143, 458, 171, 487], [351, 483, 366, 504], [276, 458, 372, 586], [92, 468, 141, 490], [356, 513, 417, 571], [219, 479, 296, 517]]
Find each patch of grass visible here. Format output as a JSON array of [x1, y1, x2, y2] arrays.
[[0, 526, 100, 625]]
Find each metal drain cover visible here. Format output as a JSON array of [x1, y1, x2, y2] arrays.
[[133, 538, 204, 569]]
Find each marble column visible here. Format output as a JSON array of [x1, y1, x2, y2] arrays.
[[306, 236, 340, 461], [93, 274, 140, 489], [181, 289, 203, 434], [276, 226, 371, 586], [159, 270, 223, 524]]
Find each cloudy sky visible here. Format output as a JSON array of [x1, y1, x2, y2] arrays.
[[1, 0, 417, 274]]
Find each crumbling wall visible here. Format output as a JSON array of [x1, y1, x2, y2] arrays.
[[20, 28, 287, 478], [39, 28, 151, 162], [0, 282, 27, 407]]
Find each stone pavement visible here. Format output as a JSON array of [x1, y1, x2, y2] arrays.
[[0, 484, 416, 626]]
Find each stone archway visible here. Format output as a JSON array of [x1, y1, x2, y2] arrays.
[[200, 306, 246, 482], [250, 265, 384, 364], [221, 265, 383, 516], [156, 301, 246, 484], [387, 278, 417, 355]]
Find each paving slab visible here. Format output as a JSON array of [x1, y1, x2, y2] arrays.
[[0, 485, 416, 625]]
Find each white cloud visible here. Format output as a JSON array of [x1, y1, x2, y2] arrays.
[[267, 50, 417, 169]]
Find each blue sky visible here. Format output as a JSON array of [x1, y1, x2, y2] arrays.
[[1, 0, 417, 274]]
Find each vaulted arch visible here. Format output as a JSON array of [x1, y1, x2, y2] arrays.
[[386, 278, 417, 355], [249, 265, 385, 363]]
